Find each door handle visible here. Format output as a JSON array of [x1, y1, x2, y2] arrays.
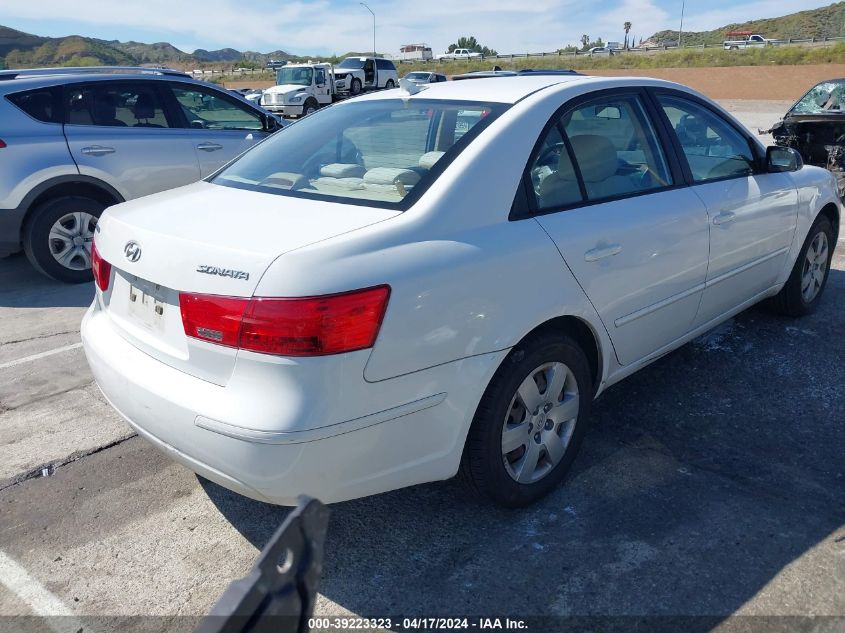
[[196, 142, 224, 152], [584, 244, 622, 262], [713, 211, 736, 226], [80, 145, 115, 156]]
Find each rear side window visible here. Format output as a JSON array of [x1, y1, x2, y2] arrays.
[[376, 59, 396, 71], [64, 82, 173, 128], [657, 95, 756, 182], [7, 88, 61, 123], [562, 95, 672, 202]]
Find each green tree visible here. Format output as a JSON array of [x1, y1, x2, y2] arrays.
[[580, 34, 590, 50], [447, 36, 497, 57], [624, 21, 632, 49]]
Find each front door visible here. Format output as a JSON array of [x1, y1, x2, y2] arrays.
[[166, 82, 267, 177], [529, 91, 710, 365], [62, 81, 200, 200], [652, 92, 798, 327]]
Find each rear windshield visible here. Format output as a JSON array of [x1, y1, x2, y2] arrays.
[[212, 98, 508, 209], [791, 80, 845, 114]]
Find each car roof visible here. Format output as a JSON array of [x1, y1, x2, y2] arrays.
[[351, 75, 692, 105], [0, 69, 206, 94]]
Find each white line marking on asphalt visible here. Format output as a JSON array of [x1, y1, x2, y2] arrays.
[[0, 343, 82, 370], [0, 550, 86, 632]]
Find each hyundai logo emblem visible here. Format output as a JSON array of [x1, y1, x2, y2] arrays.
[[124, 241, 142, 263]]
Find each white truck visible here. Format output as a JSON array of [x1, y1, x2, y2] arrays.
[[260, 58, 398, 118], [723, 32, 774, 49], [438, 48, 482, 61]]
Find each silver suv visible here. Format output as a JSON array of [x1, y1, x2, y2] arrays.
[[0, 67, 282, 282]]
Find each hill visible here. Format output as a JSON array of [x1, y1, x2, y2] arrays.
[[648, 1, 845, 46], [0, 24, 293, 69]]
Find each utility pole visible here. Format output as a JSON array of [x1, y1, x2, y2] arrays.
[[360, 2, 375, 56], [678, 0, 686, 48]]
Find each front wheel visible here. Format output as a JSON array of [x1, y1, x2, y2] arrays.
[[349, 78, 362, 96], [23, 195, 105, 283], [460, 333, 592, 507], [769, 214, 834, 316], [302, 99, 319, 116]]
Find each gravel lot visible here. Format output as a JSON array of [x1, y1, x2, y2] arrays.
[[0, 104, 843, 631]]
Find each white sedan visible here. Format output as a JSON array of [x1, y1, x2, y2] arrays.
[[82, 75, 840, 507]]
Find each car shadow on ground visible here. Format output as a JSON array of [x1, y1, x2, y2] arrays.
[[203, 271, 845, 626], [0, 253, 93, 308]]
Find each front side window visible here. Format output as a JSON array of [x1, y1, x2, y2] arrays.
[[213, 99, 507, 208], [64, 82, 171, 128], [276, 67, 314, 86], [170, 84, 263, 131], [562, 94, 672, 202], [657, 94, 756, 182]]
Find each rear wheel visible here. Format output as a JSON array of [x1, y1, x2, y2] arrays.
[[770, 214, 834, 316], [23, 195, 105, 283], [460, 332, 592, 507], [350, 78, 362, 96], [384, 79, 395, 89]]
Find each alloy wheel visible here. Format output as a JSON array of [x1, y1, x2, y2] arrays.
[[501, 361, 579, 484], [801, 231, 829, 303]]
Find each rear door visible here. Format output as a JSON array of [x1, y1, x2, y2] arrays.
[[165, 82, 267, 177], [62, 80, 201, 200], [651, 91, 798, 327], [526, 89, 710, 365]]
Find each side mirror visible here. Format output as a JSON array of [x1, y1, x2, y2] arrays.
[[262, 113, 281, 132], [766, 146, 802, 173]]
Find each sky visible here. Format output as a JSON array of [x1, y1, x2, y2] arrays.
[[0, 0, 835, 57]]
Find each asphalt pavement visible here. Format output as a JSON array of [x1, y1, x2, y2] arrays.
[[0, 104, 842, 632]]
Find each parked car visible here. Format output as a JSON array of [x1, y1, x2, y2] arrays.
[[0, 66, 282, 282], [764, 78, 845, 196], [587, 46, 614, 55], [402, 71, 448, 84], [438, 48, 482, 61], [82, 75, 839, 508], [242, 89, 264, 105]]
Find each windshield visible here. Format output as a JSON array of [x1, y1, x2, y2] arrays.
[[792, 81, 845, 114], [213, 98, 508, 209], [276, 67, 313, 86], [338, 58, 365, 69]]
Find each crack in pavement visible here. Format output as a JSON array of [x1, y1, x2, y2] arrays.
[[0, 380, 96, 413], [0, 433, 137, 493], [0, 330, 79, 347]]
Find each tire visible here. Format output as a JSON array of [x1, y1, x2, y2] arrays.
[[385, 79, 395, 89], [460, 332, 593, 507], [302, 99, 319, 116], [769, 214, 834, 317], [23, 195, 105, 283], [350, 78, 362, 96]]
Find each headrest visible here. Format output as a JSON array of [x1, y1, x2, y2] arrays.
[[94, 93, 117, 120], [363, 167, 420, 186], [567, 135, 617, 183], [418, 151, 445, 170], [320, 163, 366, 178], [133, 93, 156, 119]]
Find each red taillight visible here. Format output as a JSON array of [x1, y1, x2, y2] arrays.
[[0, 139, 6, 149], [91, 242, 111, 291], [179, 294, 249, 347], [178, 285, 390, 357]]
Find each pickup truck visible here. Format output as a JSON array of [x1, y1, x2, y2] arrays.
[[723, 33, 773, 49], [438, 48, 482, 61]]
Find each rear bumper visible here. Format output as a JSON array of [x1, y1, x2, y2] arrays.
[[0, 205, 25, 256], [81, 302, 506, 505]]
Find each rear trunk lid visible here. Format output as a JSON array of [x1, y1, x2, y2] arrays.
[[95, 181, 397, 385]]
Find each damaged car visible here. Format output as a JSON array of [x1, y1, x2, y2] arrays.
[[764, 79, 845, 195]]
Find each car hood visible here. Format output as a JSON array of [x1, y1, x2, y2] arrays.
[[263, 84, 308, 96]]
